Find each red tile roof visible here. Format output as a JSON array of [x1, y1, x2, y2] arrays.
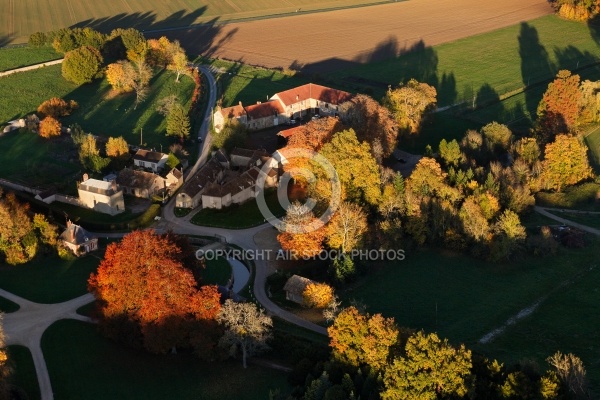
[[218, 104, 246, 119], [277, 126, 303, 138], [244, 101, 284, 119], [274, 84, 353, 107]]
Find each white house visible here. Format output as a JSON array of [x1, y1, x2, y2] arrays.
[[133, 149, 169, 172], [77, 174, 125, 215], [213, 103, 247, 133]]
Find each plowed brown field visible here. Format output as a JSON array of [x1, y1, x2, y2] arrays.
[[165, 0, 553, 73]]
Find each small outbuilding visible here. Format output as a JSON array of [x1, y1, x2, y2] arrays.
[[60, 221, 98, 256], [283, 274, 316, 304]]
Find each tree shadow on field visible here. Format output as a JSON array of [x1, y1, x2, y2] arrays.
[[518, 22, 553, 118], [0, 35, 12, 47], [70, 7, 236, 59]]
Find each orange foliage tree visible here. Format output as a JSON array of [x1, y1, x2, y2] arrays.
[[277, 202, 326, 259], [38, 116, 61, 138], [302, 282, 334, 309], [328, 306, 399, 372], [536, 70, 581, 144], [37, 97, 78, 118], [88, 230, 221, 356], [287, 117, 343, 151]]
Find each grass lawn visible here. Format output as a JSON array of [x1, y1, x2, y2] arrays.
[[1, 0, 391, 45], [204, 59, 309, 108], [546, 210, 600, 229], [7, 345, 40, 400], [520, 210, 561, 228], [201, 256, 231, 286], [476, 262, 600, 397], [0, 296, 19, 313], [0, 46, 61, 72], [343, 243, 599, 374], [335, 15, 600, 106], [42, 319, 291, 400], [191, 189, 284, 229], [0, 133, 80, 190], [536, 182, 600, 211], [0, 253, 99, 303], [585, 126, 600, 168], [0, 65, 195, 151]]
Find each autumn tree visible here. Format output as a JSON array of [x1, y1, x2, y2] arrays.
[[38, 116, 62, 138], [383, 78, 437, 135], [547, 351, 589, 398], [579, 79, 600, 124], [217, 300, 273, 368], [105, 136, 129, 158], [303, 282, 334, 309], [339, 94, 398, 157], [0, 191, 57, 265], [88, 230, 221, 355], [62, 46, 103, 85], [438, 138, 463, 167], [328, 307, 399, 372], [459, 196, 490, 242], [166, 40, 189, 82], [286, 116, 343, 151], [166, 103, 191, 140], [490, 210, 526, 261], [325, 201, 368, 254], [536, 70, 581, 144], [512, 137, 541, 166], [0, 314, 10, 400], [481, 121, 512, 155], [131, 59, 152, 110], [381, 331, 473, 400], [37, 97, 78, 118], [541, 134, 593, 192], [106, 61, 136, 92], [277, 202, 326, 258], [315, 129, 381, 207], [78, 134, 110, 172]]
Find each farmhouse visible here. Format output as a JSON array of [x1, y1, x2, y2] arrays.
[[213, 83, 353, 133], [77, 174, 125, 215], [59, 221, 98, 256], [283, 275, 316, 304], [213, 103, 247, 133], [176, 159, 225, 209], [117, 168, 183, 199], [133, 149, 169, 172]]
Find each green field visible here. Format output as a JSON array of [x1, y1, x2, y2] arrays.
[[0, 46, 61, 71], [202, 256, 231, 286], [0, 65, 194, 150], [42, 320, 290, 400], [547, 209, 600, 229], [7, 345, 40, 400], [336, 15, 600, 106], [586, 126, 600, 168], [0, 0, 393, 45], [343, 243, 600, 392], [536, 182, 600, 211], [0, 254, 99, 303]]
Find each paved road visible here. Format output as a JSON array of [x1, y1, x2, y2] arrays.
[[534, 206, 600, 236], [0, 289, 94, 400], [0, 59, 63, 78]]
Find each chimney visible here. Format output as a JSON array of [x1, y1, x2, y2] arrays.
[[111, 180, 117, 192], [66, 219, 72, 228], [239, 101, 242, 107], [82, 173, 89, 182], [70, 225, 75, 241]]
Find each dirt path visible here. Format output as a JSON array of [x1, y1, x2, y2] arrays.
[[166, 0, 553, 73]]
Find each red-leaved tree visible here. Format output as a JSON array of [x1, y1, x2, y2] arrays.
[[88, 230, 221, 357]]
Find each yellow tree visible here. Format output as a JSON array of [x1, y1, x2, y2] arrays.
[[166, 40, 189, 82], [541, 134, 593, 192], [105, 136, 129, 158], [302, 282, 334, 309], [106, 61, 136, 92], [381, 331, 472, 400], [38, 116, 61, 138], [0, 314, 10, 399], [325, 201, 368, 253], [37, 97, 77, 118], [383, 78, 437, 135], [315, 129, 381, 206], [328, 307, 399, 372]]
